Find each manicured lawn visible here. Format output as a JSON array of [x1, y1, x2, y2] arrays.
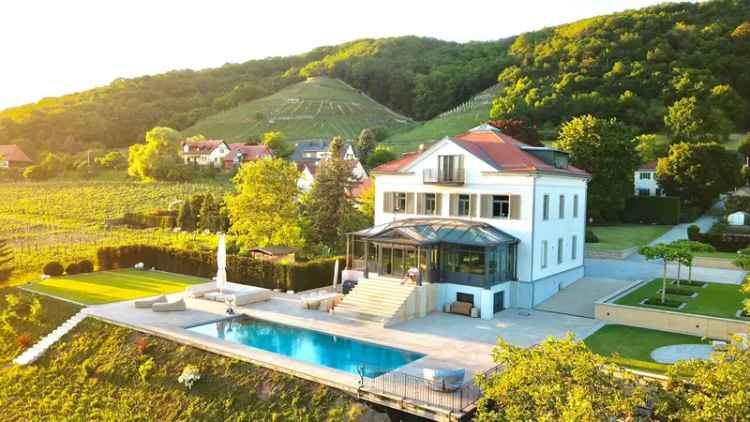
[[587, 224, 672, 252], [693, 251, 741, 261], [24, 269, 208, 305], [585, 324, 709, 373], [614, 278, 747, 319]]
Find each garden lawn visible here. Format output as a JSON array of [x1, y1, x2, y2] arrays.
[[24, 269, 208, 305], [584, 324, 709, 373], [587, 224, 672, 252], [693, 251, 741, 261], [614, 278, 747, 319]]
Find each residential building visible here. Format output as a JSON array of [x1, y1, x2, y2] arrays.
[[222, 143, 273, 169], [292, 139, 368, 192], [344, 124, 589, 320], [181, 140, 230, 167], [0, 144, 33, 168], [634, 161, 664, 197]]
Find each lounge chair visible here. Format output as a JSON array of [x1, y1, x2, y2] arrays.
[[185, 284, 218, 298], [134, 295, 167, 309], [152, 298, 186, 312], [423, 368, 466, 392], [231, 288, 273, 306]]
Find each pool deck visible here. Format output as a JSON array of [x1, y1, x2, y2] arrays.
[[84, 288, 601, 419]]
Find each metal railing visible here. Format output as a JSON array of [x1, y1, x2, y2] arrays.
[[357, 363, 502, 413], [423, 168, 465, 185]]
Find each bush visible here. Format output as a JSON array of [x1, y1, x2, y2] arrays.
[[643, 297, 684, 308], [662, 287, 694, 296], [78, 260, 94, 273], [688, 222, 750, 252], [43, 261, 64, 277], [622, 196, 681, 225], [585, 229, 599, 243], [122, 210, 177, 229], [96, 245, 341, 292], [687, 225, 701, 240], [65, 262, 81, 275]]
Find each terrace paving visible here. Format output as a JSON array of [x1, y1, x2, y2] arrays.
[[535, 277, 635, 318]]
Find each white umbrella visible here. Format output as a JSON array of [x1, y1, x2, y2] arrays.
[[216, 234, 227, 294], [332, 259, 339, 292]]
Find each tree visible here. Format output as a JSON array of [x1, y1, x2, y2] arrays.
[[226, 158, 303, 249], [354, 128, 377, 164], [198, 193, 220, 232], [358, 179, 376, 222], [635, 134, 668, 162], [328, 136, 344, 158], [95, 151, 126, 169], [640, 244, 679, 303], [476, 334, 649, 421], [366, 145, 397, 169], [303, 143, 359, 251], [262, 131, 291, 159], [487, 119, 542, 146], [656, 142, 741, 208], [176, 200, 196, 231], [664, 97, 704, 144], [669, 240, 715, 285], [0, 239, 13, 282], [739, 132, 750, 161], [127, 127, 183, 182], [555, 115, 640, 223]]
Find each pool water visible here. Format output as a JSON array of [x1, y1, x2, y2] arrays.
[[187, 317, 424, 377]]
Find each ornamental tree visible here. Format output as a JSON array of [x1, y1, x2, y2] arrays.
[[640, 244, 679, 303], [669, 240, 715, 285], [226, 158, 303, 249], [476, 334, 649, 421], [354, 128, 377, 165], [555, 115, 640, 223]]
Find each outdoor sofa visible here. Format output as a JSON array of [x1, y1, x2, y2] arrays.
[[230, 287, 273, 306], [152, 298, 187, 312], [448, 301, 473, 316]]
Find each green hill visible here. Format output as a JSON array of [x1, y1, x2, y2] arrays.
[[384, 84, 501, 153], [183, 77, 415, 142]]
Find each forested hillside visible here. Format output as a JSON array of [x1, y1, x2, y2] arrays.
[[1, 0, 749, 157]]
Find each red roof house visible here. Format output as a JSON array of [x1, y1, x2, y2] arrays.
[[223, 143, 273, 169], [0, 144, 33, 168]]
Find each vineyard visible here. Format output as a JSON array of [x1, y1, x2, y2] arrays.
[[0, 181, 231, 285], [183, 77, 415, 142]]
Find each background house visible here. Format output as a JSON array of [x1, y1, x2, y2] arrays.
[[634, 161, 664, 196], [0, 144, 32, 168], [223, 143, 273, 169], [292, 139, 367, 192], [181, 140, 230, 167], [346, 124, 589, 320]]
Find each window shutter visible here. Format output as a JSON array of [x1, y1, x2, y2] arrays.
[[510, 195, 521, 220], [406, 192, 415, 214], [480, 195, 491, 218], [435, 193, 443, 215], [384, 192, 393, 213], [449, 194, 458, 216], [416, 193, 424, 215], [469, 194, 477, 217]]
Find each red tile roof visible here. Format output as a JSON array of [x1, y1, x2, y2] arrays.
[[351, 177, 373, 198], [373, 128, 589, 178], [182, 140, 226, 154], [638, 161, 657, 171], [224, 143, 272, 162], [0, 144, 32, 163]]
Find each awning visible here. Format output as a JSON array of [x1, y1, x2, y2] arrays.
[[351, 218, 518, 247]]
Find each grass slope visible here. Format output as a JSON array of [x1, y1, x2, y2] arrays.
[[25, 269, 208, 305], [0, 315, 369, 420], [384, 84, 500, 154], [185, 77, 415, 142], [585, 324, 708, 373], [587, 224, 672, 252]]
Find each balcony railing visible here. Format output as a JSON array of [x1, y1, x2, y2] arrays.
[[423, 168, 465, 185]]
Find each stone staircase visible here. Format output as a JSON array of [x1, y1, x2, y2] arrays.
[[13, 310, 87, 366], [334, 277, 418, 326]]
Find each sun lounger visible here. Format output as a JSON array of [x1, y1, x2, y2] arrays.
[[152, 298, 186, 312], [423, 368, 466, 392], [133, 295, 167, 309], [185, 284, 218, 298], [230, 288, 273, 306]]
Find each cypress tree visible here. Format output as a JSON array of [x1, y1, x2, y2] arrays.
[[0, 239, 14, 282], [177, 200, 196, 231], [199, 193, 219, 232]]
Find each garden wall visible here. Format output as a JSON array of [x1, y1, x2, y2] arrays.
[[585, 247, 638, 260], [96, 245, 340, 293], [623, 196, 681, 225], [595, 301, 749, 341]]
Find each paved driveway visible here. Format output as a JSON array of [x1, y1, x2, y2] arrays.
[[585, 258, 746, 285], [535, 277, 635, 318]]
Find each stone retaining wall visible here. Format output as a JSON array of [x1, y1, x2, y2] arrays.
[[585, 246, 638, 260]]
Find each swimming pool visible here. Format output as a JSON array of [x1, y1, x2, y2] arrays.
[[187, 317, 425, 377]]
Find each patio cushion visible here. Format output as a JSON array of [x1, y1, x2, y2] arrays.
[[133, 295, 167, 309], [231, 289, 273, 306], [185, 284, 218, 298]]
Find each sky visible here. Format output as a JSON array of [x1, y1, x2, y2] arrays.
[[0, 0, 684, 110]]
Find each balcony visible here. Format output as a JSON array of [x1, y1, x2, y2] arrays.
[[422, 168, 465, 185]]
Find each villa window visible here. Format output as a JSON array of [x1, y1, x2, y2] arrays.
[[557, 238, 563, 265], [492, 195, 510, 218], [457, 293, 474, 305], [573, 195, 579, 218], [445, 245, 485, 275], [637, 188, 650, 197], [541, 240, 548, 269], [542, 194, 550, 220], [394, 193, 407, 212], [572, 235, 578, 260], [559, 195, 565, 219], [639, 172, 651, 180], [424, 193, 437, 215], [458, 194, 471, 216]]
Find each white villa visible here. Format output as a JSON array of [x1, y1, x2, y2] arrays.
[[181, 140, 273, 169], [341, 124, 589, 322], [634, 161, 664, 197]]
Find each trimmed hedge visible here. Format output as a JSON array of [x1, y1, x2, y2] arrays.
[[78, 260, 94, 273], [688, 223, 750, 252], [623, 196, 681, 225], [65, 262, 81, 275], [43, 262, 64, 277], [96, 245, 340, 292]]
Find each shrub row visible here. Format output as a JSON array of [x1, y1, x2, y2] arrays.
[[622, 196, 681, 225], [43, 260, 94, 276], [688, 224, 750, 252], [96, 245, 340, 292], [122, 210, 177, 229]]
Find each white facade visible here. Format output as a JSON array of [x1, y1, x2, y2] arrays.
[[373, 138, 588, 317], [182, 142, 231, 167], [634, 168, 663, 196]]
